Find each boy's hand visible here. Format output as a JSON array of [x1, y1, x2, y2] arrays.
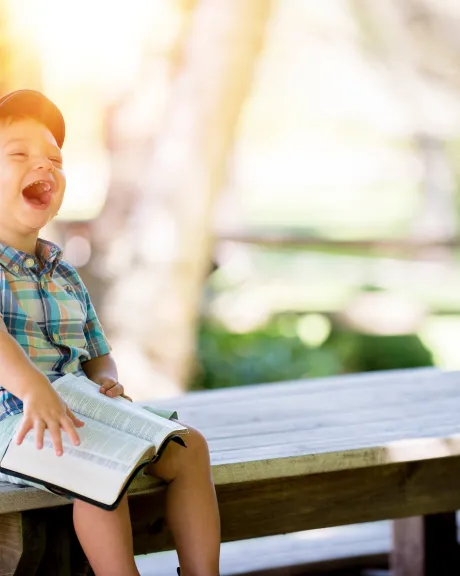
[[17, 385, 84, 457], [95, 376, 132, 401]]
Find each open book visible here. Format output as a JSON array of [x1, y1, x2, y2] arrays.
[[0, 374, 187, 510]]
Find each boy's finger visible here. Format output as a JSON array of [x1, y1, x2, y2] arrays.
[[62, 417, 81, 447], [106, 383, 124, 397], [66, 407, 84, 428], [99, 379, 116, 391], [48, 422, 63, 456], [34, 420, 46, 449], [15, 419, 32, 445]]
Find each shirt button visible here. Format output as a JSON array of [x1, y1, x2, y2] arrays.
[[25, 258, 35, 268], [12, 264, 19, 273], [53, 334, 60, 343]]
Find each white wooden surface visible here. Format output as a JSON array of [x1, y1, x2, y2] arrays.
[[157, 367, 460, 483], [1, 367, 459, 513]]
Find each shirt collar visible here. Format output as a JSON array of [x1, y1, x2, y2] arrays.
[[0, 238, 63, 277]]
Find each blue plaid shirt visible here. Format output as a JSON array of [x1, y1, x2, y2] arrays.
[[0, 238, 111, 421]]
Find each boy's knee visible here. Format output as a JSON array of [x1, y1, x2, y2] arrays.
[[146, 423, 211, 482], [182, 425, 209, 457]]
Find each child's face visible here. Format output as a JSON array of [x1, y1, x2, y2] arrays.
[[0, 116, 66, 239]]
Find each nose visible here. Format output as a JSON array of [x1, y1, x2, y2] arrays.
[[32, 155, 54, 172]]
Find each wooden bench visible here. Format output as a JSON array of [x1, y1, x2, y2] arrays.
[[1, 367, 460, 575]]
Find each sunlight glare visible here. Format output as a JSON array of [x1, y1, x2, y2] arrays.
[[7, 0, 182, 220], [9, 0, 178, 98]]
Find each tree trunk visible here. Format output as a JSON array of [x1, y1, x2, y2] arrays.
[[350, 0, 458, 252], [100, 0, 272, 394]]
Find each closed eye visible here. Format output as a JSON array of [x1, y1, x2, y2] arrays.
[[50, 157, 63, 166], [10, 152, 27, 157]]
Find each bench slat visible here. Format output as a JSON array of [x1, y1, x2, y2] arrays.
[[162, 373, 458, 430], [163, 368, 438, 408], [206, 414, 460, 452]]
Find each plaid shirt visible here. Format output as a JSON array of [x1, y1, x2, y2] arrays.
[[0, 238, 111, 421]]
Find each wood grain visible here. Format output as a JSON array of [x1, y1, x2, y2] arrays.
[[130, 456, 460, 553], [157, 367, 439, 408], [2, 369, 460, 514]]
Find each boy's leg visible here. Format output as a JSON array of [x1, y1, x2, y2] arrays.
[[145, 425, 221, 576], [73, 495, 140, 576]]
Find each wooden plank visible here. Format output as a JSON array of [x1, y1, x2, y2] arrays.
[[0, 511, 46, 576], [0, 483, 67, 515], [154, 368, 439, 409], [164, 376, 460, 429], [130, 456, 460, 552], [198, 407, 460, 442], [130, 486, 169, 555], [205, 413, 460, 454], [392, 513, 460, 576], [208, 433, 460, 485]]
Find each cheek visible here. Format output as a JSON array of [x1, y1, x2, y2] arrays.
[[55, 173, 66, 204], [0, 170, 20, 202]]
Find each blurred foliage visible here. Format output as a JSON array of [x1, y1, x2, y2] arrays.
[[191, 315, 434, 390], [324, 330, 434, 374]]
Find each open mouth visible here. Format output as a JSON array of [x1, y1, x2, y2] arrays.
[[22, 180, 55, 210]]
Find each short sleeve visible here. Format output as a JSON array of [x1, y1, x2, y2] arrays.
[[0, 314, 6, 333], [56, 263, 112, 361], [81, 284, 112, 360]]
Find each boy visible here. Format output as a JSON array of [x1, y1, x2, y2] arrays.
[[0, 90, 220, 576]]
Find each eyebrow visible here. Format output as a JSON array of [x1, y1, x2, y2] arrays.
[[4, 138, 27, 146], [4, 138, 62, 155]]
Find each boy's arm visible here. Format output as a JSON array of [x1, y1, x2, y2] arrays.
[[0, 325, 83, 455], [0, 326, 49, 401]]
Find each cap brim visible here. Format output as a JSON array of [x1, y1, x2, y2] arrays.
[[0, 90, 65, 148]]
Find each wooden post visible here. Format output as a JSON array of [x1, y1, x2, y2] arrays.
[[0, 507, 93, 576], [101, 0, 273, 392], [0, 511, 46, 576], [392, 513, 460, 576]]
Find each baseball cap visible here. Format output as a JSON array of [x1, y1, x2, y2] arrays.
[[0, 89, 65, 148]]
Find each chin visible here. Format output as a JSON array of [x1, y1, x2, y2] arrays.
[[21, 213, 54, 232]]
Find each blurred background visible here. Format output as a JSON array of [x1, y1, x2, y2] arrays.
[[2, 0, 460, 400]]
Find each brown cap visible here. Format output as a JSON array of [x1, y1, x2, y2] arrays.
[[0, 89, 65, 148]]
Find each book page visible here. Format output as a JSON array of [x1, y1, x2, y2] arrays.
[[1, 417, 153, 506], [54, 374, 187, 447]]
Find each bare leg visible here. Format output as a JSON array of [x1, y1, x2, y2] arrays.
[[146, 425, 221, 576], [73, 495, 140, 576]]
